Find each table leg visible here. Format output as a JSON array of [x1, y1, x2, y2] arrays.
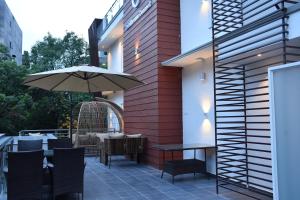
[[204, 148, 209, 178], [161, 150, 165, 179], [194, 149, 196, 176]]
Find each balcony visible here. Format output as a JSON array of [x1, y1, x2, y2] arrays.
[[98, 0, 124, 50], [102, 0, 123, 32]]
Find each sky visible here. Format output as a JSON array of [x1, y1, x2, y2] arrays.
[[5, 0, 114, 52]]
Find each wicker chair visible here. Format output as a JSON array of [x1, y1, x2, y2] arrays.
[[75, 134, 100, 155], [103, 135, 145, 167], [50, 148, 85, 200], [104, 138, 125, 168], [124, 136, 144, 164], [7, 150, 44, 200], [48, 139, 72, 150], [18, 139, 43, 151]]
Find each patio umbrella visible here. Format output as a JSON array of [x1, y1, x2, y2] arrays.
[[24, 65, 143, 92], [24, 65, 143, 138]]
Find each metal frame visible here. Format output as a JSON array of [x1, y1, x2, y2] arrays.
[[211, 0, 300, 199]]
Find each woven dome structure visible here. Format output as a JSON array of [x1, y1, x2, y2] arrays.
[[76, 98, 124, 135]]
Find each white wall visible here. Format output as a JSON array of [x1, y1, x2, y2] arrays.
[[180, 0, 212, 53], [107, 38, 123, 73], [107, 38, 124, 108], [182, 57, 216, 174], [288, 11, 300, 40]]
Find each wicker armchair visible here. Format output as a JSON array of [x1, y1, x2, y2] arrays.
[[124, 136, 144, 164], [74, 134, 100, 155], [102, 134, 145, 167], [50, 148, 85, 200], [104, 138, 125, 168], [7, 150, 44, 200], [48, 138, 72, 150], [17, 139, 43, 151]]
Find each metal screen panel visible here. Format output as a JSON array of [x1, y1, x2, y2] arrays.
[[212, 0, 300, 199]]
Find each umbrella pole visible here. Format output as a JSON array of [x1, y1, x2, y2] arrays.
[[69, 93, 73, 140]]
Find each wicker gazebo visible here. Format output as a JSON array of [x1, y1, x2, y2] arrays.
[[73, 98, 124, 153], [76, 98, 123, 135]]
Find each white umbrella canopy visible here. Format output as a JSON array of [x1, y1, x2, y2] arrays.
[[24, 65, 143, 92]]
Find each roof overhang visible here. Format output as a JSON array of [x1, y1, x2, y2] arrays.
[[161, 42, 213, 67]]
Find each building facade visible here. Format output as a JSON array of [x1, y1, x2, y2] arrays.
[[95, 0, 300, 198], [0, 0, 22, 65]]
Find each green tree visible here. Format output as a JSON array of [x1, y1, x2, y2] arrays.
[[27, 31, 91, 131], [0, 32, 91, 134], [61, 32, 89, 67], [22, 51, 31, 67], [0, 43, 8, 54], [0, 43, 10, 61], [30, 31, 89, 72], [30, 33, 64, 72], [0, 61, 32, 134]]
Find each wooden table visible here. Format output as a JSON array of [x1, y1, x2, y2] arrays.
[[153, 143, 215, 183]]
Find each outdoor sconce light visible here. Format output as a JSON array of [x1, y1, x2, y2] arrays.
[[201, 0, 209, 13], [135, 47, 139, 55], [200, 72, 206, 81], [203, 112, 208, 118]]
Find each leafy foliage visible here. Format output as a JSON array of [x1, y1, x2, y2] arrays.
[[61, 32, 89, 67], [0, 32, 92, 135], [22, 51, 30, 67], [0, 61, 32, 133], [0, 43, 8, 54]]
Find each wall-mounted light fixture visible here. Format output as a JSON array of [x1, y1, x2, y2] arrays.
[[196, 57, 205, 62], [135, 47, 139, 55], [200, 72, 206, 81], [201, 0, 210, 14]]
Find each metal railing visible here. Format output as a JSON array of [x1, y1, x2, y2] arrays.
[[212, 0, 300, 199], [19, 129, 71, 139], [101, 0, 124, 33]]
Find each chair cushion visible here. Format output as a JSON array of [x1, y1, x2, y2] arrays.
[[29, 133, 42, 136], [77, 135, 90, 145], [126, 134, 142, 138], [89, 135, 99, 145], [86, 132, 96, 137], [95, 133, 109, 142], [108, 133, 124, 139]]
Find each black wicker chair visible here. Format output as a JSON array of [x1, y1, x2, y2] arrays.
[[104, 138, 125, 168], [124, 136, 144, 164], [18, 139, 43, 151], [48, 139, 72, 150], [51, 148, 85, 200], [7, 150, 44, 200]]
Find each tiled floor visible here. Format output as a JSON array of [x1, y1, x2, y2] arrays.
[[75, 157, 258, 200]]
